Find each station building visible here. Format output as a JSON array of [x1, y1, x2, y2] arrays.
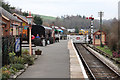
[[13, 13, 29, 38], [0, 7, 22, 37]]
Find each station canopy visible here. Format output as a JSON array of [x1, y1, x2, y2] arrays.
[[57, 29, 63, 32], [43, 26, 52, 30], [60, 27, 66, 30], [54, 26, 63, 32]]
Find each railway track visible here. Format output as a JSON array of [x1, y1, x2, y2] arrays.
[[74, 43, 120, 80]]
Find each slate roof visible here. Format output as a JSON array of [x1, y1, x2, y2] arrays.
[[0, 7, 22, 22], [16, 13, 28, 22], [13, 13, 36, 25], [13, 13, 28, 23]]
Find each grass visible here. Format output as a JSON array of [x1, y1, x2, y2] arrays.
[[116, 58, 120, 61], [40, 15, 56, 20], [96, 46, 120, 61], [96, 46, 113, 56], [33, 14, 56, 20]]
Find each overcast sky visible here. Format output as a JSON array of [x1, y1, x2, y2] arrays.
[[4, 0, 120, 19]]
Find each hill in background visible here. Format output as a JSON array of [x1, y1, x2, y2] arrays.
[[33, 14, 56, 21]]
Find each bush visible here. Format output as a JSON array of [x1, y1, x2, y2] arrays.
[[108, 34, 118, 51], [22, 54, 34, 65], [9, 66, 17, 75], [9, 52, 16, 64], [2, 70, 11, 79], [11, 64, 24, 70], [22, 49, 29, 55], [14, 56, 24, 64], [1, 65, 18, 79], [1, 64, 24, 79], [1, 66, 11, 79], [1, 65, 9, 71]]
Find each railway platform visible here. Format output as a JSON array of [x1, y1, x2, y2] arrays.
[[18, 40, 87, 79]]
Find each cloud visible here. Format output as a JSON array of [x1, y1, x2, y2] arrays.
[[4, 0, 119, 19]]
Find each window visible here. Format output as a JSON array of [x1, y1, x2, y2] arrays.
[[95, 35, 101, 39]]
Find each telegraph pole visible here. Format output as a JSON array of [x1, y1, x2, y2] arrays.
[[118, 20, 120, 51], [118, 1, 120, 51], [98, 11, 104, 47]]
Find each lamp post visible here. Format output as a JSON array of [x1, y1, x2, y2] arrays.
[[26, 12, 33, 56]]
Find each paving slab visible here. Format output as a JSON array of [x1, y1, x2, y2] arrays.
[[18, 40, 70, 78], [68, 40, 88, 79]]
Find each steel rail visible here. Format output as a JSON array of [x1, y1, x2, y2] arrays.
[[74, 43, 120, 80]]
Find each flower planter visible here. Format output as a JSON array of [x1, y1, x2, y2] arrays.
[[35, 50, 42, 55]]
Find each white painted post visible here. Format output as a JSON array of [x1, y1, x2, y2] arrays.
[[29, 26, 32, 56]]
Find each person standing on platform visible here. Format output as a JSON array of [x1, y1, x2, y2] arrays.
[[55, 33, 59, 42], [36, 34, 40, 39]]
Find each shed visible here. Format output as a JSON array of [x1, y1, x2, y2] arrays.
[[93, 30, 106, 46]]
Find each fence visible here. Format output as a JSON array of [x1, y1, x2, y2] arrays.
[[2, 36, 21, 66]]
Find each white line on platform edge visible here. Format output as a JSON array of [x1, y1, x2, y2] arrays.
[[71, 40, 89, 80]]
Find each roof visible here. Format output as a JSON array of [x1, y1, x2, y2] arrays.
[[60, 27, 66, 30], [43, 26, 52, 30], [55, 26, 59, 29], [93, 29, 106, 35], [32, 22, 36, 25], [2, 15, 9, 21], [13, 13, 28, 23], [0, 7, 22, 22], [57, 28, 63, 32]]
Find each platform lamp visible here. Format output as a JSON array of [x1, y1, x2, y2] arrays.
[[26, 12, 33, 56]]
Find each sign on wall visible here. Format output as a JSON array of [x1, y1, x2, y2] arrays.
[[15, 37, 20, 52]]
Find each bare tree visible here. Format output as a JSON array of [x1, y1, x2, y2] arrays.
[[46, 15, 99, 29], [103, 18, 119, 51]]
